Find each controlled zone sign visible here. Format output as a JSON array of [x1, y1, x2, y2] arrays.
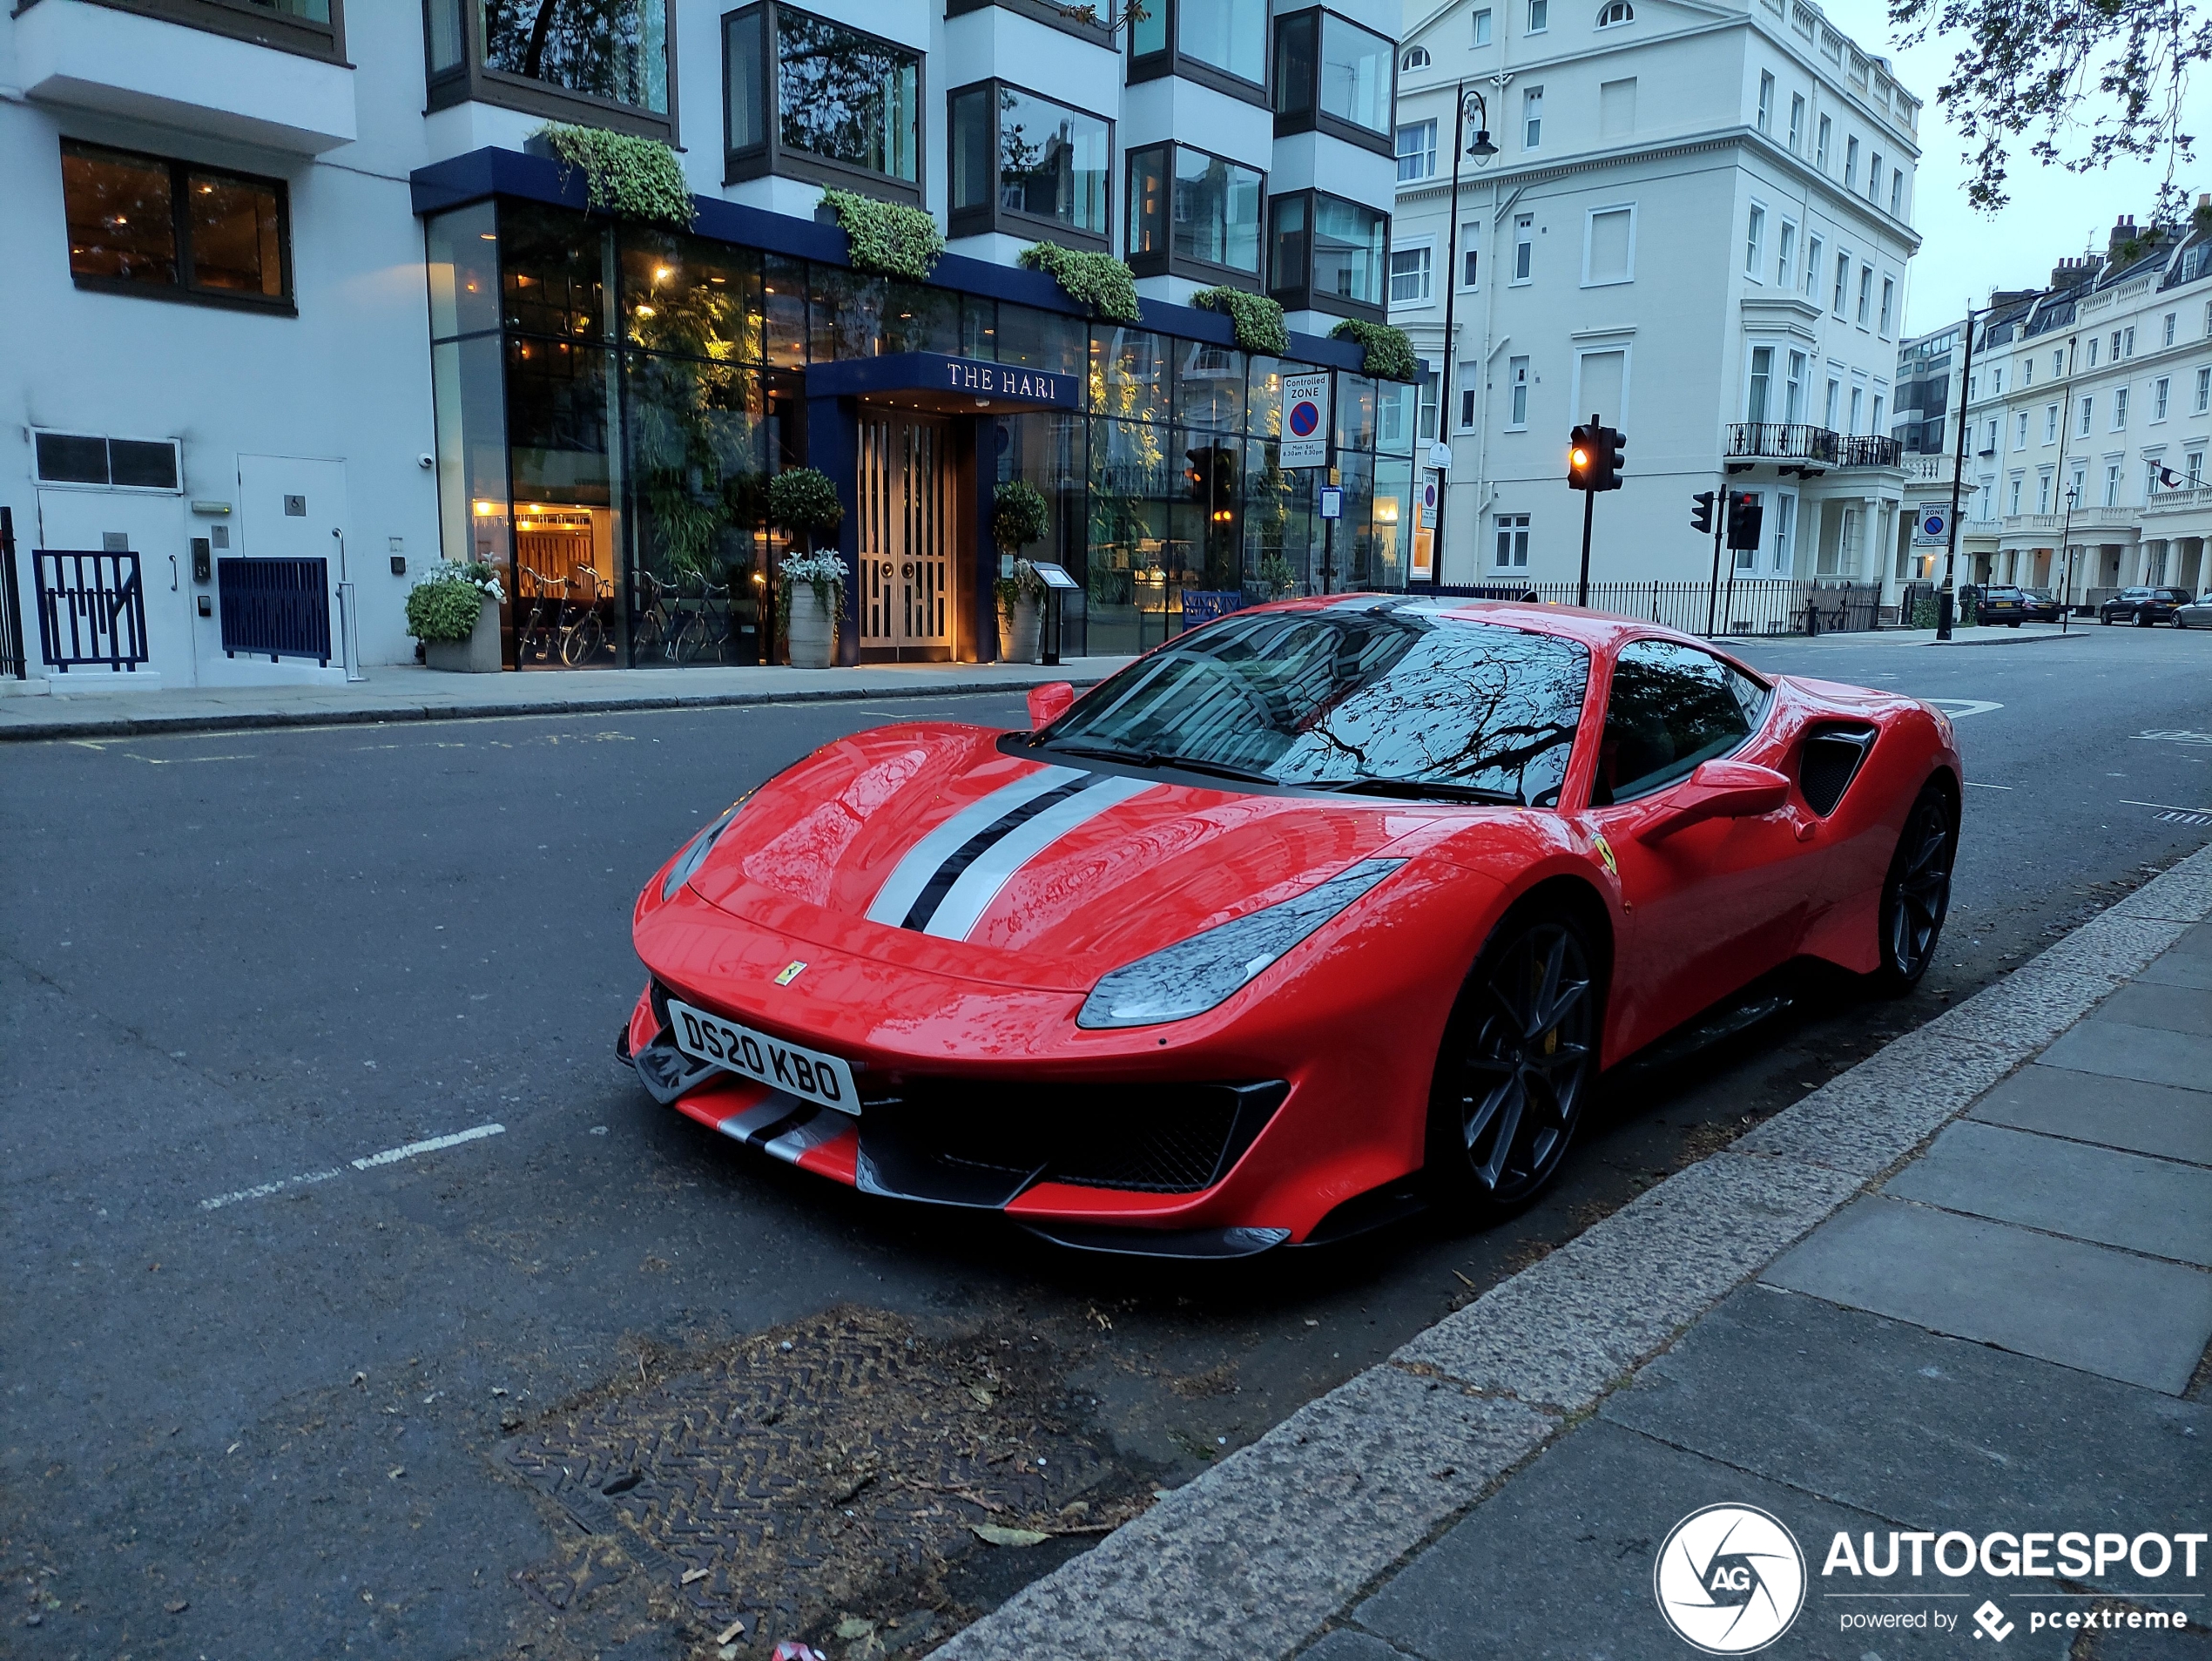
[[1913, 504, 1951, 546], [1280, 372, 1332, 469]]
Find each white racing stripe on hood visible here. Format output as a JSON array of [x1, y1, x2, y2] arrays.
[[864, 763, 1087, 926], [921, 774, 1157, 941]]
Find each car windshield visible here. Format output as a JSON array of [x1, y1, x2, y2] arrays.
[[2023, 588, 2053, 600], [1037, 605, 1592, 806]]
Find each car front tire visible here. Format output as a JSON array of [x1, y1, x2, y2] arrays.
[[1427, 908, 1600, 1222]]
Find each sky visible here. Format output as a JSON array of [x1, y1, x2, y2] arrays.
[[1813, 0, 2212, 334]]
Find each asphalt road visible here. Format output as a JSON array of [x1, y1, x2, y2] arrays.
[[6, 623, 2210, 1659]]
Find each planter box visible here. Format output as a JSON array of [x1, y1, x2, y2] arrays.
[[997, 597, 1042, 665], [787, 585, 836, 669], [425, 596, 501, 672]]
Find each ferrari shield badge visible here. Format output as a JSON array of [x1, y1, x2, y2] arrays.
[[774, 961, 807, 987], [1590, 832, 1618, 879]]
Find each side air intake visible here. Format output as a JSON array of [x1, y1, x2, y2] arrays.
[[1797, 725, 1876, 817]]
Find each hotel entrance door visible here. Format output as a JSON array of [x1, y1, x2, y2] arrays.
[[856, 412, 956, 659]]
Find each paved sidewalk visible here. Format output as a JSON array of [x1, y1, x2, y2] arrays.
[[942, 850, 2212, 1661], [0, 657, 1133, 742], [1716, 623, 2095, 648]]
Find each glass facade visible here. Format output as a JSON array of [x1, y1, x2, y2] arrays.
[[426, 197, 1414, 670], [725, 4, 921, 185]]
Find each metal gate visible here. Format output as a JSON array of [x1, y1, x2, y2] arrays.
[[34, 548, 148, 671], [857, 414, 954, 658]]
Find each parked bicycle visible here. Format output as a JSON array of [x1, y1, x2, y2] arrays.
[[515, 564, 560, 665], [631, 568, 701, 664], [556, 564, 608, 666]]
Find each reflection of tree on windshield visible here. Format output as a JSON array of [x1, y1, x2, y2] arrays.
[[1053, 610, 1590, 805]]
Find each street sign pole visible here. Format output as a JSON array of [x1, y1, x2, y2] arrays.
[[1578, 487, 1595, 607], [1706, 496, 1725, 635]]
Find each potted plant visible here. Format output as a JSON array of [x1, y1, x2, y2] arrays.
[[769, 467, 846, 669], [406, 561, 506, 672], [991, 480, 1050, 663]]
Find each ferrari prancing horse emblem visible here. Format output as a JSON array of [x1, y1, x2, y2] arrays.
[[774, 961, 807, 986], [1591, 831, 1618, 878]]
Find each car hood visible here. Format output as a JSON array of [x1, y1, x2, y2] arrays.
[[680, 722, 1466, 991]]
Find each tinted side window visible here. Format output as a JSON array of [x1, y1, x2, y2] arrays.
[[1592, 641, 1767, 806]]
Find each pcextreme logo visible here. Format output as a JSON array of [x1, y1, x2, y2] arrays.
[[1654, 1504, 1808, 1654]]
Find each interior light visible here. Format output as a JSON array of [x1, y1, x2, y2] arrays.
[[479, 232, 497, 240], [653, 266, 672, 281], [636, 304, 658, 317]]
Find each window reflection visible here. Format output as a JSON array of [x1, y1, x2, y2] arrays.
[[775, 8, 920, 181], [1593, 640, 1769, 804], [479, 0, 669, 112]]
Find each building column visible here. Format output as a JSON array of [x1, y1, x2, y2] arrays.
[[805, 394, 862, 667]]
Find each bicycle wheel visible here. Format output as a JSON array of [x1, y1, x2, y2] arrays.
[[561, 613, 604, 667]]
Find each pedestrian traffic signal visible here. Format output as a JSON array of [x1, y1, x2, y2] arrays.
[[1691, 490, 1716, 535], [1592, 426, 1626, 492], [1568, 423, 1596, 491], [1725, 490, 1764, 552]]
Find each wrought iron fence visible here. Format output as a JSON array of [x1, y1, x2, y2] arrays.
[[1726, 422, 1839, 463], [219, 557, 332, 665], [35, 549, 149, 672], [1424, 578, 1885, 638], [0, 508, 25, 681], [1838, 434, 1905, 468]]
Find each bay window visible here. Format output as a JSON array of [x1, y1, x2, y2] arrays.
[[724, 3, 921, 197], [1128, 142, 1264, 280], [1130, 0, 1269, 99], [427, 0, 671, 129], [1274, 8, 1395, 152], [949, 81, 1111, 244], [1269, 190, 1388, 320]]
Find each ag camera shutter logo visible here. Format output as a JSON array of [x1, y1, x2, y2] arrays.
[[1654, 1504, 1807, 1653]]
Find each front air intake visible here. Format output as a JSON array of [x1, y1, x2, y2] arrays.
[[1798, 725, 1876, 817]]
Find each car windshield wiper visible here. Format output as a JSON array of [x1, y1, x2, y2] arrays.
[[1309, 775, 1521, 804], [1041, 740, 1279, 786]]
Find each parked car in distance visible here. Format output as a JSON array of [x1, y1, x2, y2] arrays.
[[2020, 587, 2064, 623], [2101, 586, 2193, 625], [1979, 585, 2030, 626], [2173, 596, 2212, 628]]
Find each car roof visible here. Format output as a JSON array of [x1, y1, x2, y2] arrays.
[[1258, 591, 1717, 655]]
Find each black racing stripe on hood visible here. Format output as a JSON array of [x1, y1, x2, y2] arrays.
[[900, 773, 1097, 931]]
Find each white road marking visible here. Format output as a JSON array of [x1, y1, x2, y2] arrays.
[[1927, 699, 2004, 719], [1964, 781, 2013, 790], [199, 1123, 505, 1211], [2122, 799, 2212, 814], [2130, 729, 2212, 745]]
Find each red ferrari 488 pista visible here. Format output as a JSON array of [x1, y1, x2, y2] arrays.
[[623, 598, 1959, 1256]]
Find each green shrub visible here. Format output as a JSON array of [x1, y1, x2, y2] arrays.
[[1018, 243, 1141, 322], [991, 480, 1049, 553], [767, 467, 845, 550], [1330, 319, 1420, 383], [405, 564, 502, 642], [1191, 287, 1289, 358], [819, 189, 944, 281], [535, 125, 693, 228]]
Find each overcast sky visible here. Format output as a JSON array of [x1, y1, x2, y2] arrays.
[[1812, 0, 2212, 334]]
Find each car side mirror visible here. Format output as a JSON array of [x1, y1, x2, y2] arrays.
[[1634, 759, 1793, 844], [1027, 681, 1076, 730]]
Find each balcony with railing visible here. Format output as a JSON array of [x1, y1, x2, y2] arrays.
[[2141, 485, 2212, 519], [1725, 424, 1904, 469]]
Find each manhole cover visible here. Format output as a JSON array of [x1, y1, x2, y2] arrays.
[[507, 1307, 1133, 1642]]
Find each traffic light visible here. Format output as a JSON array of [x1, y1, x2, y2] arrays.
[[1725, 490, 1764, 552], [1691, 490, 1716, 535], [1568, 423, 1596, 491], [1592, 426, 1627, 491]]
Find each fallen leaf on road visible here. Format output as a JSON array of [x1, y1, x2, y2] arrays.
[[968, 1387, 995, 1407], [226, 1442, 240, 1455], [1452, 1270, 1478, 1289], [716, 1617, 745, 1644], [971, 1524, 1049, 1548], [388, 1467, 405, 1479], [165, 1599, 189, 1614], [681, 1567, 710, 1585]]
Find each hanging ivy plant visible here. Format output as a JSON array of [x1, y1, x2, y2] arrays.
[[767, 467, 845, 552], [1018, 243, 1141, 323], [1191, 287, 1289, 358], [534, 125, 694, 229], [1330, 320, 1420, 384], [819, 189, 944, 282], [990, 480, 1050, 554]]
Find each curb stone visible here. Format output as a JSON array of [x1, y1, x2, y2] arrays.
[[935, 842, 2212, 1661]]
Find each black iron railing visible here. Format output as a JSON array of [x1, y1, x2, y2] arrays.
[[1838, 434, 1905, 468], [35, 549, 149, 672], [0, 508, 25, 681], [219, 557, 332, 665], [1725, 425, 1905, 469], [1425, 578, 1885, 637]]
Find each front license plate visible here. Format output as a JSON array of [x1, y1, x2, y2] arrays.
[[665, 998, 860, 1116]]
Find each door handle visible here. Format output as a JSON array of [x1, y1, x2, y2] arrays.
[[169, 553, 179, 591]]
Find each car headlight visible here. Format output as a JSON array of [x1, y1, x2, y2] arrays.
[[1076, 859, 1404, 1030], [661, 799, 746, 901]]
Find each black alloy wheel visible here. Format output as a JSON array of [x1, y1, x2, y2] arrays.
[[1873, 780, 1957, 994], [1429, 913, 1599, 1218]]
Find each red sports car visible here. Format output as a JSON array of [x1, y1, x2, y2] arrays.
[[623, 598, 1960, 1256]]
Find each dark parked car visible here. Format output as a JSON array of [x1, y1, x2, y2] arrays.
[[2100, 586, 2194, 625], [1979, 585, 2030, 625], [2020, 586, 2064, 622]]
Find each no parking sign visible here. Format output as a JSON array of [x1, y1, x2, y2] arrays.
[[1280, 372, 1332, 469], [1913, 503, 1950, 545]]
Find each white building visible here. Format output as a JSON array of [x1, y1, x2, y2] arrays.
[[1939, 214, 2212, 603], [0, 0, 1407, 692], [1389, 0, 1921, 604]]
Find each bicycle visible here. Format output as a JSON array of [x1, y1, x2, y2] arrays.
[[631, 568, 693, 664], [516, 564, 561, 665], [556, 564, 607, 667]]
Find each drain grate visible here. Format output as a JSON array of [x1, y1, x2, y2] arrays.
[[506, 1307, 1123, 1642]]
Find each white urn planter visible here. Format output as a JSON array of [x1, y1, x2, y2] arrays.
[[998, 597, 1043, 665], [786, 584, 837, 669], [425, 596, 502, 672]]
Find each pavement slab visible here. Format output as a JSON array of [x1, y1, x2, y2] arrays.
[[1390, 1153, 1862, 1410], [1601, 1284, 2212, 1536], [1969, 1063, 2212, 1167], [2095, 978, 2212, 1036], [934, 1367, 1555, 1661], [1882, 1118, 2212, 1266], [2040, 1017, 2212, 1093], [1758, 1195, 2212, 1394]]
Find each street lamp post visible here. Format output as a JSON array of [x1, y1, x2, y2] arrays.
[[2058, 483, 2080, 634], [1426, 86, 1498, 587], [1939, 306, 1977, 640]]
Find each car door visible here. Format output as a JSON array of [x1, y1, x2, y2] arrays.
[[1579, 639, 1813, 1053]]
